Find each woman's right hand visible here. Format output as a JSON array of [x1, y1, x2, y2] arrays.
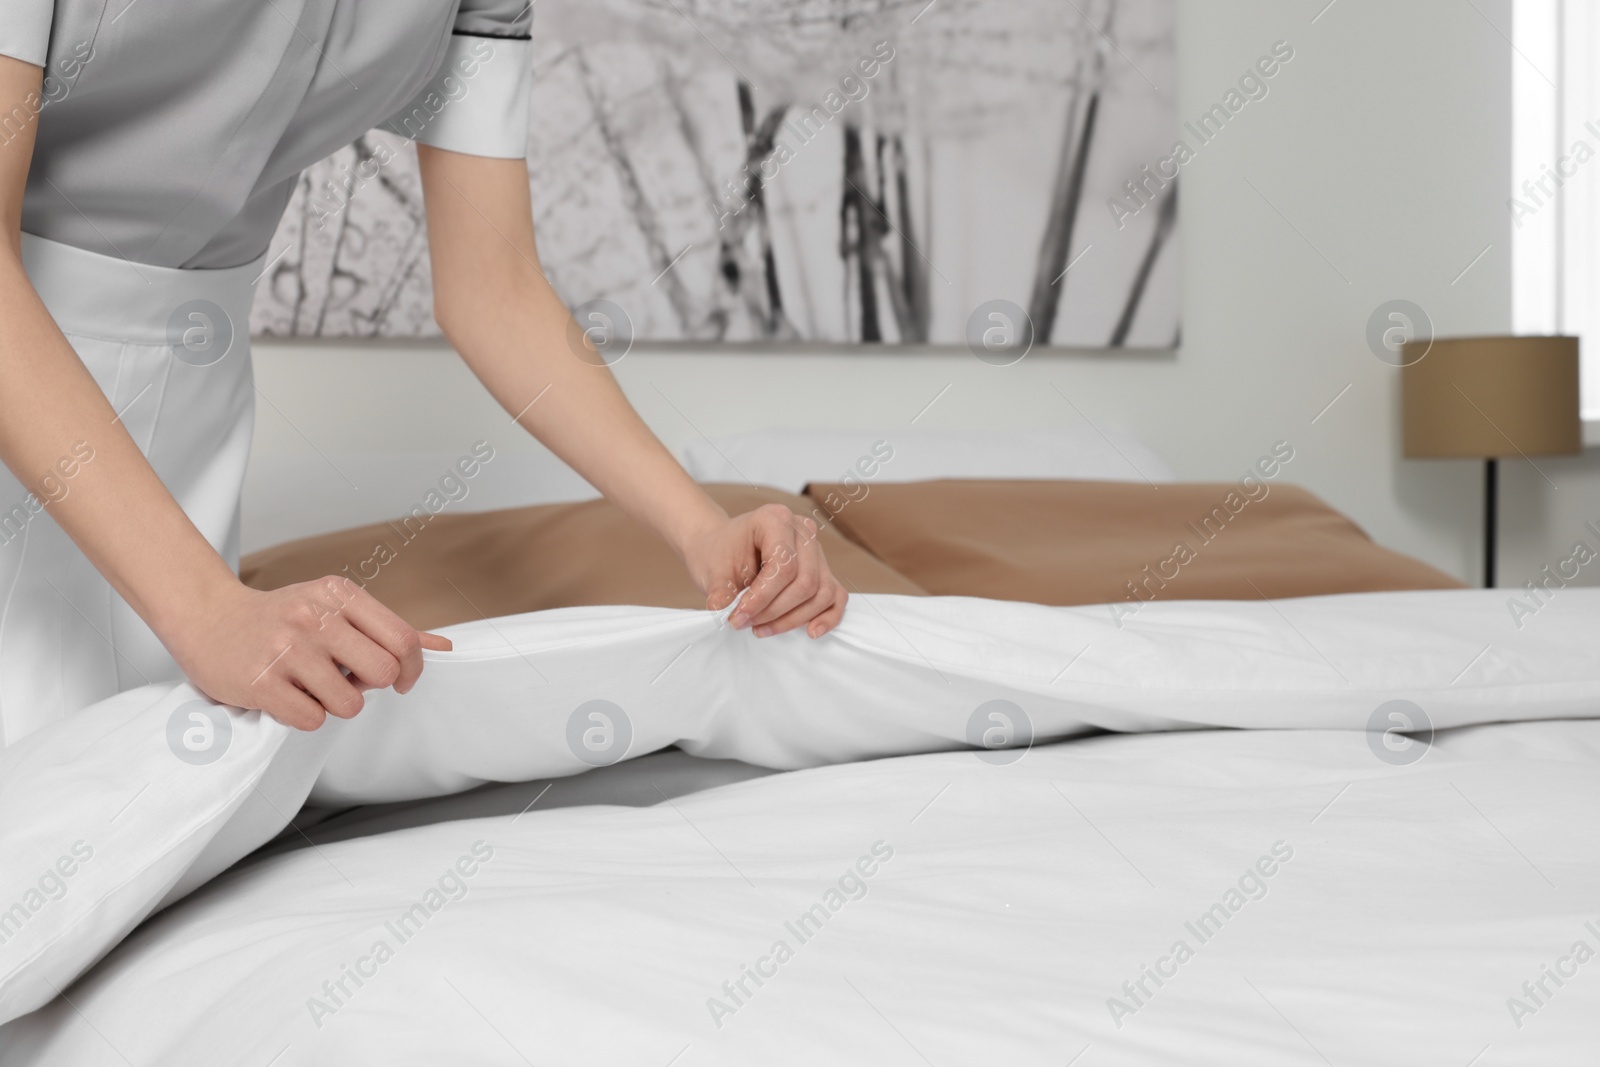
[[0, 57, 449, 731], [167, 576, 452, 730]]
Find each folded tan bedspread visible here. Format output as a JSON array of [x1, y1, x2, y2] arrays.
[[803, 478, 1464, 609]]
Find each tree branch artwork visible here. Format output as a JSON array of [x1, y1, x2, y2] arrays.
[[251, 0, 1178, 349]]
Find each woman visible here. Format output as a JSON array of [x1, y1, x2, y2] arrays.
[[0, 1, 846, 747]]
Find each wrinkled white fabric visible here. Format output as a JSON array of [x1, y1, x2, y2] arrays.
[[315, 587, 1600, 802], [2, 587, 1598, 1028]]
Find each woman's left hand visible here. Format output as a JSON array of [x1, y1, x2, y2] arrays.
[[416, 149, 847, 639], [683, 504, 849, 638]]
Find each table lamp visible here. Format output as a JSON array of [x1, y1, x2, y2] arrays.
[[1400, 335, 1580, 588]]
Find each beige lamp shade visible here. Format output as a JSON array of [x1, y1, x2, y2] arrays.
[[1400, 335, 1581, 458]]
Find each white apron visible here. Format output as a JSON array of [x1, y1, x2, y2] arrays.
[[0, 234, 263, 748]]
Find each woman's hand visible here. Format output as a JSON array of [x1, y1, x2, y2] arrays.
[[416, 149, 843, 641], [682, 505, 849, 639], [167, 576, 452, 730]]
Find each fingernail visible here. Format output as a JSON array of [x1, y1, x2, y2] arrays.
[[754, 625, 773, 638], [730, 613, 748, 629]]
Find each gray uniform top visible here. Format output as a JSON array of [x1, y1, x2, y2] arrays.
[[1, 0, 532, 269]]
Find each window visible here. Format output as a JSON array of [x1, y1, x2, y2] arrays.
[[1512, 0, 1600, 418]]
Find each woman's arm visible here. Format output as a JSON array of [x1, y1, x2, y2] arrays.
[[417, 145, 847, 638], [0, 55, 446, 729]]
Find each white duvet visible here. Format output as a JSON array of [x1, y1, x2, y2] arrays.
[[2, 589, 1599, 1062]]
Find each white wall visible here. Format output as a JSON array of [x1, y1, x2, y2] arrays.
[[249, 0, 1547, 589]]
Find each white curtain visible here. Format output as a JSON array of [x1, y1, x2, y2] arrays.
[[1513, 0, 1600, 416]]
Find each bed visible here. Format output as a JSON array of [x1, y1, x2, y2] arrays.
[[2, 429, 1595, 1065]]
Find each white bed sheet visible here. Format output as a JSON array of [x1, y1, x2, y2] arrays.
[[249, 748, 779, 862], [4, 717, 1596, 1065], [8, 587, 1600, 1039]]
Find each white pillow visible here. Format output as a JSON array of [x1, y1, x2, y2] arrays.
[[677, 427, 1175, 493]]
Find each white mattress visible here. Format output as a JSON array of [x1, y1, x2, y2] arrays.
[[4, 717, 1598, 1064]]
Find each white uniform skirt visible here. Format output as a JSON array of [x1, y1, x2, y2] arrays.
[[0, 234, 263, 747]]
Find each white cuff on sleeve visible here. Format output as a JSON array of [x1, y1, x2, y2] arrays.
[[0, 3, 55, 69], [385, 34, 531, 159]]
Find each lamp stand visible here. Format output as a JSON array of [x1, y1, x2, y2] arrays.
[[1484, 457, 1497, 589]]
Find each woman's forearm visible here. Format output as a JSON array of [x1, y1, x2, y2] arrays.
[[0, 57, 235, 642], [0, 246, 453, 722], [418, 146, 849, 637], [0, 249, 240, 636], [0, 57, 457, 729], [449, 262, 727, 556], [419, 148, 728, 560]]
